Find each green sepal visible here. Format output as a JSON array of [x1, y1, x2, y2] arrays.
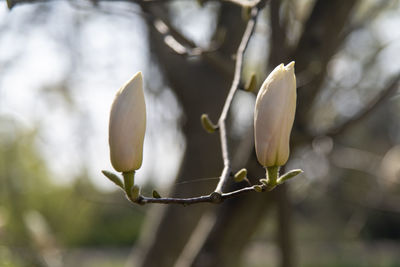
[[102, 170, 124, 189], [131, 185, 140, 201], [234, 168, 247, 182], [122, 171, 135, 198], [260, 173, 278, 191], [277, 169, 303, 184], [266, 166, 279, 185]]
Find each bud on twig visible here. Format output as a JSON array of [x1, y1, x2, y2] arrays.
[[109, 72, 146, 172], [234, 168, 247, 182], [201, 114, 217, 133], [152, 190, 162, 199], [254, 62, 297, 167], [254, 185, 264, 192], [277, 169, 303, 184]]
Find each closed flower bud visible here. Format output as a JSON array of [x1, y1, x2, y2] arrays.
[[254, 62, 296, 167], [109, 72, 146, 172]]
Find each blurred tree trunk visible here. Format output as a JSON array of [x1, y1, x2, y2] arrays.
[[188, 1, 359, 267], [189, 150, 278, 267], [131, 0, 358, 267], [293, 0, 359, 137], [130, 3, 246, 267]]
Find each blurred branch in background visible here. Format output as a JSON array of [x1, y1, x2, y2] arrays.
[[323, 73, 400, 138], [1, 0, 400, 267], [115, 2, 267, 206]]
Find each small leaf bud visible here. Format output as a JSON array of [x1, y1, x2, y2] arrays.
[[234, 168, 247, 182], [152, 190, 162, 199], [277, 169, 303, 184], [201, 114, 217, 133], [254, 185, 263, 192]]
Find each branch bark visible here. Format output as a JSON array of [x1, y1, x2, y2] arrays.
[[189, 1, 359, 267], [129, 2, 248, 267]]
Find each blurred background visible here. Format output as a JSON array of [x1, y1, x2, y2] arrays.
[[1, 0, 400, 266]]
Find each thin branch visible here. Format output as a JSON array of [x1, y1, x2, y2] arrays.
[[135, 185, 262, 205], [322, 73, 400, 138], [7, 0, 236, 79], [151, 17, 219, 57], [339, 0, 393, 43], [214, 5, 260, 193], [138, 2, 235, 79], [14, 0, 272, 205], [222, 0, 260, 7], [122, 4, 263, 205], [7, 0, 262, 9]]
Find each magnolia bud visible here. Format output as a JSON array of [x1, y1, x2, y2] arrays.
[[254, 62, 296, 167], [109, 72, 146, 172]]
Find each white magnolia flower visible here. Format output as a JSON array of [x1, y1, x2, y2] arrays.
[[109, 72, 146, 172], [254, 62, 297, 167]]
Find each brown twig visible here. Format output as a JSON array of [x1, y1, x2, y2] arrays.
[[135, 185, 262, 205], [151, 17, 219, 57], [11, 0, 276, 206], [138, 2, 235, 79], [222, 0, 261, 7], [7, 0, 236, 80], [7, 0, 262, 9], [214, 6, 260, 193], [125, 4, 263, 205], [12, 0, 268, 205]]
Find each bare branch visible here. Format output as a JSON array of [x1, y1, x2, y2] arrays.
[[135, 185, 262, 205], [339, 0, 393, 43], [139, 2, 236, 79], [323, 73, 400, 138], [7, 0, 236, 79], [128, 3, 263, 205], [151, 17, 218, 57], [214, 5, 260, 193], [100, 2, 265, 206], [15, 0, 276, 206], [222, 0, 260, 8]]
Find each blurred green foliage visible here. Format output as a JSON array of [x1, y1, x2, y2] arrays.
[[0, 117, 145, 266]]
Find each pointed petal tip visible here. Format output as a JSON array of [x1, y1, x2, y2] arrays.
[[122, 71, 143, 92], [285, 61, 295, 71], [133, 71, 143, 81]]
